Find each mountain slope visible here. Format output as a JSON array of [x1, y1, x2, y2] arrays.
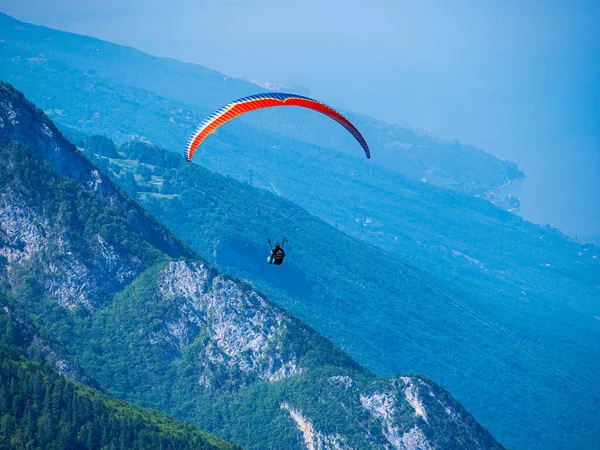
[[0, 293, 238, 450], [73, 133, 600, 450], [0, 11, 522, 204], [0, 348, 240, 450], [1, 13, 597, 449], [0, 291, 98, 387], [0, 83, 503, 449]]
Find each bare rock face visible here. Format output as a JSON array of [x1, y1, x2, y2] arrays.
[[280, 403, 348, 450], [0, 195, 48, 263], [282, 374, 490, 450], [0, 189, 142, 310], [0, 82, 192, 261], [155, 260, 303, 386], [0, 82, 193, 309]]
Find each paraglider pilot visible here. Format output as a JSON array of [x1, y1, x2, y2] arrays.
[[268, 239, 286, 265]]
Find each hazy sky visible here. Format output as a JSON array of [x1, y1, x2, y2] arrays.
[[2, 0, 599, 239]]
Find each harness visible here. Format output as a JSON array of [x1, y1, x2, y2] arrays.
[[268, 239, 286, 265], [272, 248, 285, 265]]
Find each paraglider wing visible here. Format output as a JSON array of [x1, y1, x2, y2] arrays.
[[186, 93, 370, 162]]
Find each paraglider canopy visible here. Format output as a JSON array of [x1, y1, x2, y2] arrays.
[[186, 93, 370, 162]]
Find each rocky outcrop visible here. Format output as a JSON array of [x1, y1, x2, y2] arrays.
[[281, 403, 348, 450], [360, 385, 432, 450], [0, 189, 142, 310], [0, 195, 48, 263], [155, 260, 303, 386]]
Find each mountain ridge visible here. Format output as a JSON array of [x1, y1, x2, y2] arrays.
[[0, 11, 523, 205], [0, 81, 504, 449]]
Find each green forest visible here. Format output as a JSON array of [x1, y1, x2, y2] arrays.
[[0, 296, 239, 450], [0, 351, 239, 450]]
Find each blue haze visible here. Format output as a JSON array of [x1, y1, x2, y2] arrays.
[[1, 0, 599, 240]]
